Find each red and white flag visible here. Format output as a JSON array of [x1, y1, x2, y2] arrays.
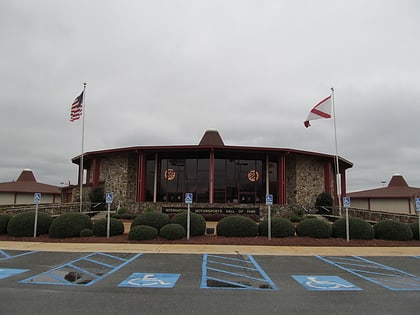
[[304, 95, 332, 128]]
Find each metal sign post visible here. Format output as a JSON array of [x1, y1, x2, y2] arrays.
[[33, 193, 41, 238], [266, 194, 273, 240], [106, 193, 113, 239], [343, 197, 351, 242], [185, 193, 193, 240]]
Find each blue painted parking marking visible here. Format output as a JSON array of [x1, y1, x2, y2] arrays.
[[20, 252, 141, 286], [318, 256, 420, 291], [292, 275, 362, 291], [0, 250, 37, 261], [0, 268, 29, 279], [118, 273, 180, 288], [201, 254, 278, 290]]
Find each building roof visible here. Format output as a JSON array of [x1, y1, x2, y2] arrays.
[[347, 174, 420, 198], [72, 130, 353, 169], [0, 169, 61, 194], [199, 129, 225, 146]]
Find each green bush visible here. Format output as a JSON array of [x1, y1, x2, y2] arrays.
[[0, 214, 11, 234], [332, 217, 374, 240], [258, 217, 295, 238], [374, 220, 413, 241], [92, 218, 124, 236], [287, 207, 306, 222], [315, 192, 333, 214], [80, 228, 94, 237], [216, 215, 258, 237], [159, 223, 186, 240], [128, 225, 158, 240], [296, 218, 332, 238], [48, 213, 92, 238], [7, 211, 53, 237], [171, 212, 206, 236], [131, 211, 170, 231], [410, 222, 419, 240]]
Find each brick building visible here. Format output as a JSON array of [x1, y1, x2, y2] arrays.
[[68, 130, 352, 213]]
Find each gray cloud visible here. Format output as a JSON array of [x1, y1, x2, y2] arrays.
[[1, 0, 419, 193]]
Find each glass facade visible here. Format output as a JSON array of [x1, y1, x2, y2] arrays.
[[145, 151, 278, 204]]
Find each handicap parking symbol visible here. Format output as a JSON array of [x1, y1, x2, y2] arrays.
[[118, 273, 180, 288], [0, 268, 29, 279], [292, 275, 362, 291]]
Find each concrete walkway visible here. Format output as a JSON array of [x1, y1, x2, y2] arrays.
[[1, 241, 420, 256]]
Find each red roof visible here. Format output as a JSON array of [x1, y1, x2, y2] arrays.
[[72, 130, 353, 169], [347, 175, 420, 198], [0, 170, 61, 194]]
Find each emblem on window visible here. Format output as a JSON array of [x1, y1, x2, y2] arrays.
[[247, 170, 259, 182], [164, 168, 176, 181]]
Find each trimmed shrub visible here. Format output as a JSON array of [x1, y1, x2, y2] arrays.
[[80, 228, 94, 237], [374, 220, 413, 241], [287, 207, 306, 223], [171, 212, 206, 236], [315, 192, 333, 214], [7, 211, 53, 237], [48, 213, 92, 238], [410, 222, 419, 240], [258, 217, 295, 238], [92, 218, 124, 236], [128, 225, 158, 240], [332, 217, 374, 240], [0, 214, 11, 234], [159, 223, 186, 240], [296, 218, 332, 238], [216, 215, 258, 237], [131, 211, 170, 231]]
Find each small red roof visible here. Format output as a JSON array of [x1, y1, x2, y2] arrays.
[[0, 170, 61, 194], [347, 175, 420, 198]]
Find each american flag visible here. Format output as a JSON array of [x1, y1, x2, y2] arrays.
[[70, 91, 84, 122]]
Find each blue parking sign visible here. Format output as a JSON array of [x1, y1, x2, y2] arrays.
[[106, 193, 113, 204], [265, 194, 273, 205], [34, 193, 41, 204], [185, 193, 193, 204], [416, 198, 420, 212]]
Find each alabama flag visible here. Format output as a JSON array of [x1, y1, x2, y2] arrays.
[[304, 95, 332, 128]]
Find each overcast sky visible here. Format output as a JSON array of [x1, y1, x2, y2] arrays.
[[1, 0, 419, 193]]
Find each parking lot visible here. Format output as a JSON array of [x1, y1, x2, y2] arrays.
[[1, 248, 419, 314]]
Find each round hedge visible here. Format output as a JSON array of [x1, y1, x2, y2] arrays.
[[216, 215, 258, 237], [171, 212, 206, 236], [258, 217, 295, 238], [128, 225, 158, 240], [0, 214, 11, 235], [48, 213, 92, 238], [7, 211, 53, 237], [159, 223, 186, 240], [92, 218, 124, 236], [296, 218, 332, 239], [410, 222, 419, 240], [80, 228, 94, 237], [131, 211, 170, 231], [374, 220, 413, 241], [332, 217, 374, 240]]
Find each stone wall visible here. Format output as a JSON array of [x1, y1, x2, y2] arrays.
[[295, 156, 325, 207], [99, 153, 138, 207]]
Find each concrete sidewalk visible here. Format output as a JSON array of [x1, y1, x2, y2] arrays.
[[1, 241, 420, 256]]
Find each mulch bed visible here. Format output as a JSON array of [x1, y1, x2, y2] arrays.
[[1, 234, 420, 247]]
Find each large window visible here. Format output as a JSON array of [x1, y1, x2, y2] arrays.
[[214, 157, 264, 204], [146, 156, 209, 203], [145, 152, 278, 204]]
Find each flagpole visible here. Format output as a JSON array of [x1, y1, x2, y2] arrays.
[[331, 87, 342, 214], [79, 83, 87, 212]]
